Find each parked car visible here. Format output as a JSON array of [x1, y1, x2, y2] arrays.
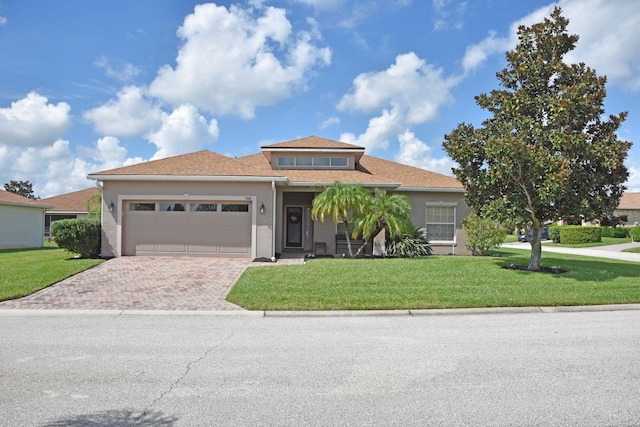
[[518, 226, 549, 242]]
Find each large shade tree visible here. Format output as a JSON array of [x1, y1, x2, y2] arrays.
[[4, 180, 40, 200], [443, 7, 631, 271]]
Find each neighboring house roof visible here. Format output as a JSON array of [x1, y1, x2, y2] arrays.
[[618, 192, 640, 209], [40, 187, 100, 213], [0, 189, 51, 209], [88, 136, 463, 191]]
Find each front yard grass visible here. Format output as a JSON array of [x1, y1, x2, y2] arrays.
[[0, 246, 103, 301], [227, 248, 640, 310], [623, 246, 640, 254]]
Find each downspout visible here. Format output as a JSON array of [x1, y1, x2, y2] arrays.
[[272, 180, 277, 260]]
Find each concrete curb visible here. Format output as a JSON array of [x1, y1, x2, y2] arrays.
[[1, 304, 639, 317]]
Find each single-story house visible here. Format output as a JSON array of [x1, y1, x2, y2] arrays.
[[614, 192, 640, 226], [0, 190, 51, 249], [87, 136, 471, 259], [40, 187, 101, 236]]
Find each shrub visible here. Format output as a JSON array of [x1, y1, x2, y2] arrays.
[[629, 226, 640, 242], [51, 218, 101, 258], [385, 228, 433, 258], [548, 225, 561, 243], [462, 212, 506, 256], [600, 226, 630, 238], [559, 226, 601, 244]]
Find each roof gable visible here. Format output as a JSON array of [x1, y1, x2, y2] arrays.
[[261, 136, 364, 150]]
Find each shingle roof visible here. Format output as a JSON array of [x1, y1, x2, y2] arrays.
[[40, 187, 100, 212], [0, 189, 50, 208], [261, 135, 364, 150], [619, 192, 640, 209], [88, 136, 463, 190]]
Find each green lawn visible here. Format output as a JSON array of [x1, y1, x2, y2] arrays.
[[623, 246, 640, 254], [227, 248, 640, 310], [543, 237, 632, 248], [0, 246, 103, 301]]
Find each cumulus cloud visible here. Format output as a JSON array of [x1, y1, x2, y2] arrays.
[[432, 0, 467, 31], [0, 16, 7, 26], [148, 3, 331, 118], [84, 86, 163, 136], [146, 104, 219, 160], [338, 52, 456, 150], [461, 0, 640, 90], [0, 138, 143, 198], [319, 115, 340, 129], [395, 130, 455, 176], [0, 92, 71, 147], [625, 162, 640, 193]]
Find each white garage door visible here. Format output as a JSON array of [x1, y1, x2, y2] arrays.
[[123, 201, 251, 257]]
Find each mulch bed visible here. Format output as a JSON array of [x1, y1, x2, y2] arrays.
[[503, 263, 568, 274]]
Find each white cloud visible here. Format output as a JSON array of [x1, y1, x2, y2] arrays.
[[84, 86, 163, 136], [0, 92, 71, 147], [319, 115, 340, 129], [338, 52, 456, 151], [94, 56, 142, 83], [625, 162, 640, 193], [395, 130, 455, 176], [461, 0, 640, 90], [146, 104, 219, 160], [0, 137, 144, 198], [0, 16, 7, 26], [432, 0, 467, 31], [148, 3, 331, 119], [291, 0, 345, 11]]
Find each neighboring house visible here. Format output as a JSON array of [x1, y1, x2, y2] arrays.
[[615, 192, 640, 226], [40, 187, 101, 236], [88, 136, 471, 258], [0, 190, 51, 249]]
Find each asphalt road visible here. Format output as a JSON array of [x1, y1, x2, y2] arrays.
[[1, 310, 639, 426]]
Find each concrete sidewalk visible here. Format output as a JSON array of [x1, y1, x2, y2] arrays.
[[502, 241, 640, 262]]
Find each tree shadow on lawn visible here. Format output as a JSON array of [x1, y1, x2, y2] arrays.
[[493, 249, 640, 282], [0, 246, 58, 254]]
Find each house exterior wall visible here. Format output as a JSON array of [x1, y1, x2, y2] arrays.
[[614, 208, 640, 226], [101, 180, 274, 258], [401, 191, 471, 255], [0, 204, 45, 249]]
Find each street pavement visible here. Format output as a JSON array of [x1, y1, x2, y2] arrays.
[[1, 310, 639, 426]]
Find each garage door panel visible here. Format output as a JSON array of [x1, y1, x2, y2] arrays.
[[123, 200, 251, 257]]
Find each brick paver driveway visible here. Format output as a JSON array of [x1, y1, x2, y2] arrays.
[[0, 257, 264, 311]]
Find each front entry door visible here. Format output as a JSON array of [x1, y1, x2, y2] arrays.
[[286, 206, 303, 248]]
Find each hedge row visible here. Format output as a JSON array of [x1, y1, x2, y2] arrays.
[[600, 226, 631, 238], [558, 226, 601, 245]]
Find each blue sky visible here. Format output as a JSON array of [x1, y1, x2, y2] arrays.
[[0, 0, 639, 198]]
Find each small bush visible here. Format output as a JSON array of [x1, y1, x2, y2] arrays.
[[548, 225, 561, 243], [559, 226, 601, 244], [600, 226, 630, 238], [51, 218, 101, 258], [462, 212, 506, 256], [629, 226, 640, 242], [385, 228, 433, 258]]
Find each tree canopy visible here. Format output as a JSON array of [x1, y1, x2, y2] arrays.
[[3, 180, 40, 200], [443, 7, 631, 270]]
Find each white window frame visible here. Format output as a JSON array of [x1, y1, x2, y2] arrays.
[[276, 156, 349, 168], [425, 202, 457, 244]]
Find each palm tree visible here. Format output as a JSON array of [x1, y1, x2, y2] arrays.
[[352, 190, 413, 257], [311, 181, 369, 257]]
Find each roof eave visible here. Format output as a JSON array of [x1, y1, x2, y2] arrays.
[[87, 174, 289, 183], [0, 201, 52, 209], [396, 186, 466, 193], [286, 181, 401, 188]]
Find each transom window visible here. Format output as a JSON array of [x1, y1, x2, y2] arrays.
[[130, 203, 156, 211], [190, 203, 217, 212], [277, 157, 349, 168], [221, 204, 249, 212], [426, 205, 456, 242], [159, 203, 186, 212]]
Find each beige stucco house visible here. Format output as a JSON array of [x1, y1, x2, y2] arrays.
[[40, 187, 100, 236], [88, 136, 471, 259], [0, 190, 51, 249], [614, 192, 640, 226]]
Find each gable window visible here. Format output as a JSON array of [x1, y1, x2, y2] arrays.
[[426, 205, 456, 242], [276, 157, 349, 168]]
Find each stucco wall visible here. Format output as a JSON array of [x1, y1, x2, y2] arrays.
[[100, 181, 274, 258], [0, 204, 45, 249], [401, 191, 472, 256]]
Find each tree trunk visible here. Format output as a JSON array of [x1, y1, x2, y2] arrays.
[[527, 220, 543, 270], [343, 219, 354, 257]]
